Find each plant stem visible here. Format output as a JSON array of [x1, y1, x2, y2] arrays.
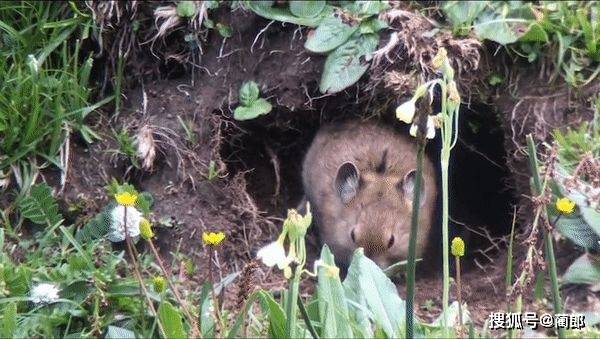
[[297, 294, 318, 339], [122, 206, 166, 337], [526, 135, 565, 339], [439, 78, 452, 337], [405, 135, 426, 338], [286, 266, 301, 338], [207, 246, 222, 333], [455, 256, 463, 327], [148, 240, 200, 338], [441, 156, 450, 334]]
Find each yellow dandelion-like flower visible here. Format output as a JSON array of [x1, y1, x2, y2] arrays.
[[115, 192, 138, 207], [556, 197, 576, 215], [152, 276, 167, 293], [451, 237, 465, 257], [203, 231, 226, 246], [139, 218, 154, 240]]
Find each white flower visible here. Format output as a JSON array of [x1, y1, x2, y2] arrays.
[[395, 99, 416, 123], [30, 283, 60, 304], [108, 205, 142, 242], [409, 116, 436, 139], [256, 241, 292, 269]]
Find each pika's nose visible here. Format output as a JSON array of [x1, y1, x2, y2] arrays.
[[350, 228, 356, 243], [387, 234, 395, 249]]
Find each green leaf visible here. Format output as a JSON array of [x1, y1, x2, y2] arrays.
[[442, 1, 486, 26], [5, 265, 32, 297], [136, 192, 154, 215], [158, 301, 187, 339], [19, 183, 62, 227], [239, 81, 260, 106], [105, 325, 136, 339], [518, 22, 549, 42], [234, 99, 272, 121], [1, 302, 17, 338], [555, 214, 600, 251], [305, 16, 358, 53], [359, 18, 388, 34], [246, 1, 328, 27], [258, 291, 287, 338], [289, 0, 326, 18], [562, 254, 600, 286], [473, 3, 536, 45], [216, 23, 233, 38], [199, 283, 215, 338], [581, 206, 600, 236], [75, 206, 114, 243], [317, 245, 353, 338], [177, 1, 197, 18], [343, 248, 405, 338], [204, 18, 215, 29], [344, 1, 389, 17], [319, 33, 379, 93]]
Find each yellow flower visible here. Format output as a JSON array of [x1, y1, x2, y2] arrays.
[[203, 231, 226, 246], [115, 192, 138, 207], [451, 237, 465, 257], [139, 218, 154, 240], [152, 276, 167, 293], [556, 198, 576, 215]]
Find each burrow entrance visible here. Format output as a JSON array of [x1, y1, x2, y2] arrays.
[[220, 97, 517, 271]]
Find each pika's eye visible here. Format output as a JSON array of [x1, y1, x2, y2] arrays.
[[387, 234, 395, 249]]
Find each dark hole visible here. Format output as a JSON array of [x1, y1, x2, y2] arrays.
[[220, 99, 517, 271]]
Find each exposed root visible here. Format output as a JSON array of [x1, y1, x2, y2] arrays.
[[264, 143, 281, 207], [368, 2, 482, 98]]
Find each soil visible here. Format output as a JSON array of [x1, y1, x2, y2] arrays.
[[35, 6, 599, 331]]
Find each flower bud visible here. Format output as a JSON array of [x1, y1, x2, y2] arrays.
[[152, 276, 167, 293], [139, 218, 154, 240], [284, 203, 312, 240], [451, 237, 465, 257], [432, 48, 448, 70]]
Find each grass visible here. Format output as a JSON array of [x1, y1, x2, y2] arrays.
[[0, 1, 110, 190]]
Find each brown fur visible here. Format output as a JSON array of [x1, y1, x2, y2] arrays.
[[302, 122, 437, 269]]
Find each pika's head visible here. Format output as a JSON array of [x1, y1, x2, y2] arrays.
[[331, 159, 433, 269]]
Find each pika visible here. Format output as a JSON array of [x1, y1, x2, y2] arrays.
[[302, 121, 437, 269]]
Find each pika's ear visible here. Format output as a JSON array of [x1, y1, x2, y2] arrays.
[[335, 162, 360, 205], [402, 169, 426, 207]]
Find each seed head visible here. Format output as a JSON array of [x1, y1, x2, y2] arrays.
[[451, 237, 465, 257], [152, 276, 167, 293]]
